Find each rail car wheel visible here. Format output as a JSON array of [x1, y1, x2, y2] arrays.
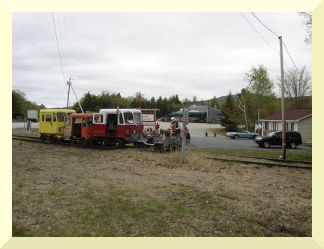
[[101, 140, 107, 147], [50, 135, 57, 143], [115, 139, 124, 148], [153, 144, 162, 153], [70, 137, 76, 144], [81, 138, 87, 146], [40, 134, 46, 142]]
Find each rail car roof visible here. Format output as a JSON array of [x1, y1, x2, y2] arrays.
[[70, 113, 93, 118], [99, 109, 142, 114], [40, 109, 76, 113]]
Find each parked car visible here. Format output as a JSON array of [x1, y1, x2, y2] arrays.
[[254, 131, 302, 149], [226, 130, 259, 139]]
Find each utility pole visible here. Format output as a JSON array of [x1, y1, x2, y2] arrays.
[[182, 107, 189, 164], [279, 36, 286, 159], [66, 78, 71, 109], [67, 78, 84, 113]]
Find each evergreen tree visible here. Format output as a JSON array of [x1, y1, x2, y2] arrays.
[[220, 92, 238, 131]]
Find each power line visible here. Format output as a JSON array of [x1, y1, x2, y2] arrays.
[[240, 12, 279, 55], [283, 42, 299, 71], [250, 12, 299, 71], [250, 12, 279, 37], [51, 12, 65, 81]]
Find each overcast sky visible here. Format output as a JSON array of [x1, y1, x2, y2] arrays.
[[12, 12, 312, 108]]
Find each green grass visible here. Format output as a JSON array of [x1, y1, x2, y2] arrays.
[[190, 147, 312, 162]]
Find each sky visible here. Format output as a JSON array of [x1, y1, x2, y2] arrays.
[[12, 12, 312, 108]]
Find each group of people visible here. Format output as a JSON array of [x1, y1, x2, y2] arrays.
[[170, 117, 191, 151], [152, 116, 191, 151]]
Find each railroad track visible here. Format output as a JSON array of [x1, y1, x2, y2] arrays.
[[207, 155, 311, 170], [13, 135, 312, 169], [12, 135, 120, 151], [220, 154, 312, 165]]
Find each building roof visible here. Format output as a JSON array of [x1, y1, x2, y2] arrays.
[[260, 109, 312, 121]]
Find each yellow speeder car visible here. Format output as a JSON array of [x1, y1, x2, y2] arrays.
[[39, 109, 75, 141]]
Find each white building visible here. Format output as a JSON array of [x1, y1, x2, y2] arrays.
[[260, 109, 312, 144]]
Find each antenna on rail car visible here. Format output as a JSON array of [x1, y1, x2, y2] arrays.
[[67, 78, 84, 113]]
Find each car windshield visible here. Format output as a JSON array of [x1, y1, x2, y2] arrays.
[[267, 132, 277, 137]]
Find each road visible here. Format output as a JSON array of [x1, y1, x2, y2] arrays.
[[12, 122, 39, 129], [12, 121, 311, 151], [158, 121, 311, 152]]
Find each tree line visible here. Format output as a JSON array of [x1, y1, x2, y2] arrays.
[[219, 65, 312, 132], [12, 89, 45, 120], [73, 92, 219, 118]]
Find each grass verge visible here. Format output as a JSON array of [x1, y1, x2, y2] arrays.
[[190, 147, 312, 162]]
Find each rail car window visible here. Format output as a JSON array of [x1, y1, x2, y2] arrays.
[[53, 113, 57, 122], [65, 117, 71, 126], [73, 117, 82, 124], [57, 112, 65, 122], [134, 113, 142, 124], [46, 115, 51, 122], [119, 113, 124, 124], [124, 112, 134, 124], [87, 117, 93, 127], [42, 114, 44, 122], [94, 114, 103, 124]]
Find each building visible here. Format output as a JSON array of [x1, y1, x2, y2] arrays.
[[260, 109, 312, 144], [171, 104, 221, 123]]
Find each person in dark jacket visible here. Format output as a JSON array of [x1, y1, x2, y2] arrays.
[[184, 128, 191, 151]]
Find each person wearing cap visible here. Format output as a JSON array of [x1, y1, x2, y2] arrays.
[[184, 127, 191, 151], [171, 117, 180, 136]]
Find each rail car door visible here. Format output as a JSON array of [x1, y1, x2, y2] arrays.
[[72, 117, 82, 138], [41, 112, 56, 134], [83, 116, 93, 139], [64, 117, 72, 139], [106, 114, 118, 136], [121, 111, 136, 138]]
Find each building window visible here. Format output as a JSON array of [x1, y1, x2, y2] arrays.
[[265, 122, 269, 130], [291, 123, 294, 131], [272, 122, 276, 131]]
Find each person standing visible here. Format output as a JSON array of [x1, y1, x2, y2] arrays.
[[184, 128, 191, 151]]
